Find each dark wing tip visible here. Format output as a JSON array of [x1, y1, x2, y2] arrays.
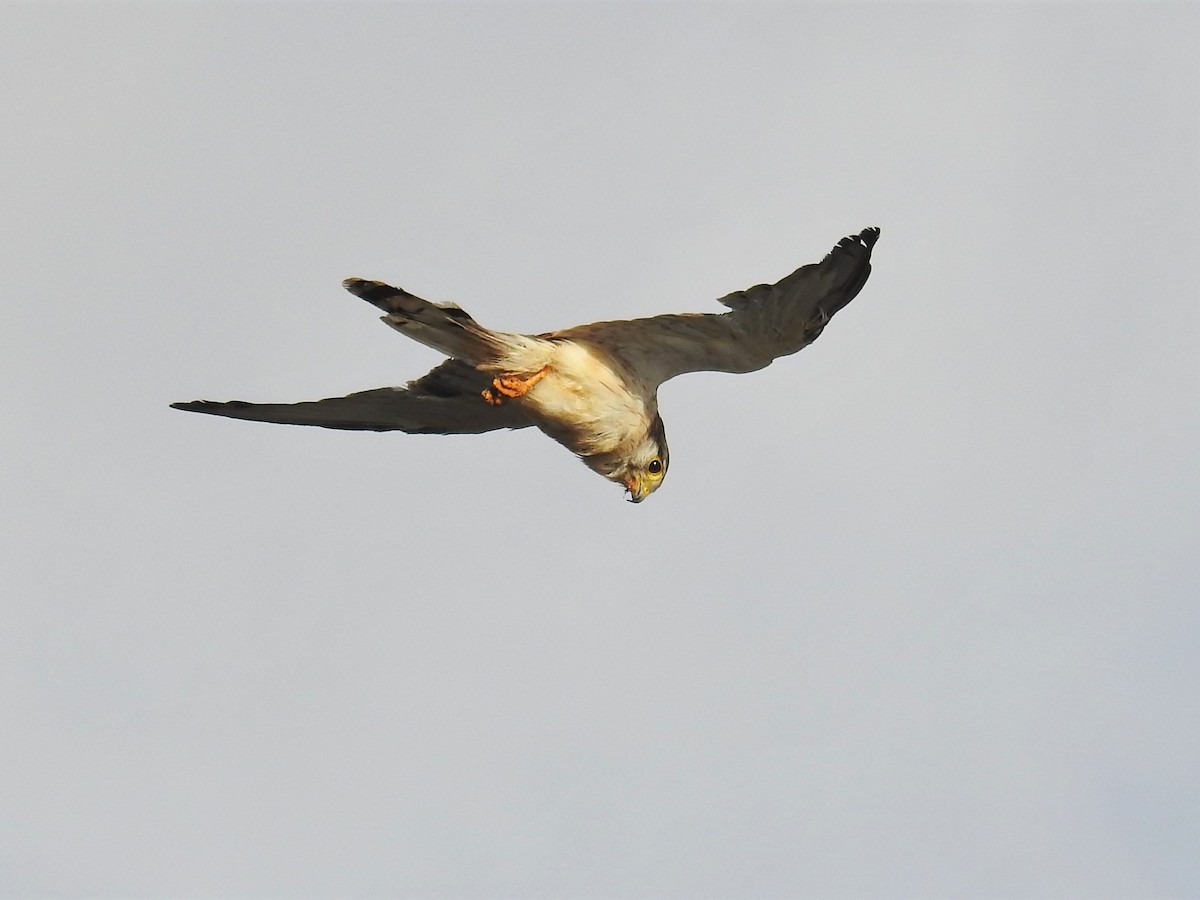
[[838, 226, 880, 254], [170, 400, 250, 413]]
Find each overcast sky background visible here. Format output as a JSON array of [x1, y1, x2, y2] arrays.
[[2, 3, 1198, 897]]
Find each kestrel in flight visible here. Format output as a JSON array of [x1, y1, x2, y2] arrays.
[[172, 227, 880, 502]]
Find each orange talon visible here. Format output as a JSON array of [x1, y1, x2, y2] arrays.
[[481, 366, 549, 404]]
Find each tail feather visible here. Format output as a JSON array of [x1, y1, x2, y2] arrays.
[[342, 277, 503, 363]]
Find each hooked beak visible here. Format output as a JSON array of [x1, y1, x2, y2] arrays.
[[624, 474, 648, 503]]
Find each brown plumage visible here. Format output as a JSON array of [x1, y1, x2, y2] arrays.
[[172, 227, 880, 502]]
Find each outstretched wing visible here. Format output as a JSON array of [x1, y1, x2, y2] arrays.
[[557, 227, 879, 387], [171, 359, 532, 434]]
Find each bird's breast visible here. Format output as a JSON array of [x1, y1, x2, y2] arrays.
[[523, 340, 652, 457]]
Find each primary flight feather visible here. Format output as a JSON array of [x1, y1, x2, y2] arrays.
[[172, 227, 880, 502]]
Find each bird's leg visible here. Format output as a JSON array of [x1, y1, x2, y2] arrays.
[[481, 366, 550, 406]]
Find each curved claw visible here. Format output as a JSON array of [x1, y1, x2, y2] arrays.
[[480, 366, 550, 406]]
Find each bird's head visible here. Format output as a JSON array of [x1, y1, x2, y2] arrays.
[[612, 413, 669, 503]]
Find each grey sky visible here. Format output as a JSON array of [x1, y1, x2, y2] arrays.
[[2, 2, 1197, 897]]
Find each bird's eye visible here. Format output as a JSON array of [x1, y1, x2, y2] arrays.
[[647, 458, 663, 475]]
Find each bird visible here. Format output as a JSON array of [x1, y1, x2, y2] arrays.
[[172, 226, 880, 502]]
